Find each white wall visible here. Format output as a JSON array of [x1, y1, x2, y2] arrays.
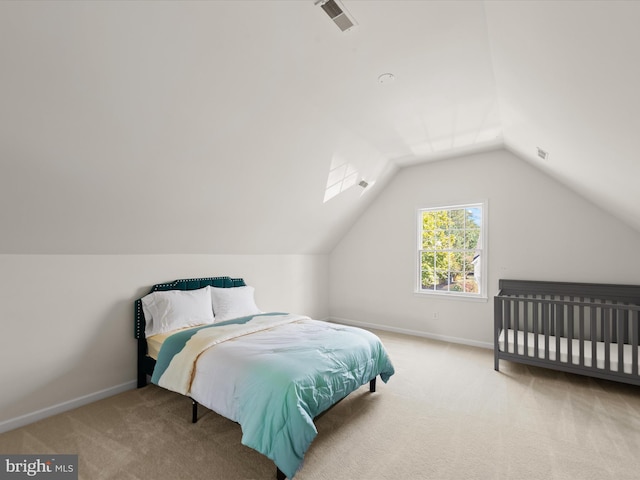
[[0, 254, 328, 430], [328, 149, 640, 347]]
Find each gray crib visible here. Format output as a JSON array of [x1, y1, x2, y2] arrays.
[[494, 279, 640, 386]]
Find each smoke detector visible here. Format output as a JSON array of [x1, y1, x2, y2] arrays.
[[315, 0, 357, 32], [378, 73, 395, 84]]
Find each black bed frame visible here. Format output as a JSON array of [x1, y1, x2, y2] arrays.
[[494, 279, 640, 386], [135, 276, 380, 480]]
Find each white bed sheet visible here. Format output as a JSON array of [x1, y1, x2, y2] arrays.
[[499, 328, 640, 375]]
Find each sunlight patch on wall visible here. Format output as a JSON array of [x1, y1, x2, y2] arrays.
[[323, 156, 359, 202]]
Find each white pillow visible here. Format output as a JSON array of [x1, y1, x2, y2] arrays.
[[141, 287, 215, 337], [208, 285, 261, 322]]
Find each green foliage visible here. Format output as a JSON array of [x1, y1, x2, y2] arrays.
[[420, 207, 481, 293]]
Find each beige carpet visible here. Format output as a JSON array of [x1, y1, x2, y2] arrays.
[[2, 330, 640, 479]]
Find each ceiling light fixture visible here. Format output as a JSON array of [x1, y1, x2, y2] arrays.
[[378, 73, 395, 84]]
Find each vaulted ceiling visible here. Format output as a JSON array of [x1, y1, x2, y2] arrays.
[[1, 1, 638, 254]]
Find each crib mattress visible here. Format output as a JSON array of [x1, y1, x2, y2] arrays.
[[498, 328, 640, 375]]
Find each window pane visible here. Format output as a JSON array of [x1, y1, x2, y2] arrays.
[[422, 211, 437, 230], [466, 280, 477, 293], [461, 256, 478, 292], [436, 230, 451, 249], [420, 252, 437, 289], [464, 228, 480, 249], [448, 272, 464, 292], [434, 269, 449, 291], [433, 264, 453, 290], [445, 229, 463, 249], [471, 252, 481, 287], [422, 229, 443, 249], [467, 207, 482, 228], [462, 251, 476, 266], [448, 209, 465, 229], [465, 276, 479, 293]]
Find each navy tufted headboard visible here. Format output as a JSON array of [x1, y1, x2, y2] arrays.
[[134, 276, 246, 340], [134, 276, 246, 387]]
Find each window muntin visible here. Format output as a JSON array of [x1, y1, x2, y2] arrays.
[[417, 203, 485, 297]]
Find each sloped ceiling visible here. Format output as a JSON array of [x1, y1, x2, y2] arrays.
[[484, 1, 640, 232], [0, 1, 638, 254]]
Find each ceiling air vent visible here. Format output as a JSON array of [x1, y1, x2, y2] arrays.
[[537, 147, 549, 160], [316, 0, 356, 32]]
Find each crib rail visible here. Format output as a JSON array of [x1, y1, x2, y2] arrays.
[[494, 279, 640, 386]]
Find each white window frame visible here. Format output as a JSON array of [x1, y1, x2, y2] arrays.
[[415, 201, 488, 300]]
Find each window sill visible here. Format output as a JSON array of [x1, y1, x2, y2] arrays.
[[413, 290, 488, 303]]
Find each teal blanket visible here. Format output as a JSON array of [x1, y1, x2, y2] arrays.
[[152, 313, 395, 478]]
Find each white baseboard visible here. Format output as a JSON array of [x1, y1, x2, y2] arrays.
[[0, 380, 137, 434], [328, 316, 493, 350]]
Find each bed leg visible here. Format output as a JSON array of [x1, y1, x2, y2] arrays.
[[137, 338, 148, 388], [495, 353, 500, 372], [369, 377, 376, 393], [192, 399, 198, 423], [137, 371, 147, 388], [276, 467, 286, 480]]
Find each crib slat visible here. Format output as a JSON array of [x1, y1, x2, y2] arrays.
[[494, 295, 503, 371], [579, 300, 585, 367], [545, 301, 551, 361], [623, 307, 630, 344], [617, 307, 624, 373], [533, 299, 540, 360], [505, 296, 512, 354], [554, 303, 561, 362], [612, 306, 618, 344], [604, 307, 611, 372], [511, 295, 520, 355], [523, 299, 529, 357], [591, 304, 597, 370], [633, 310, 639, 376], [567, 301, 574, 366]]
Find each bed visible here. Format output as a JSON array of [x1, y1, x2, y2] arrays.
[[134, 276, 395, 479], [494, 279, 640, 386]]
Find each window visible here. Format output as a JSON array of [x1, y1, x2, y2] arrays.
[[417, 202, 486, 298]]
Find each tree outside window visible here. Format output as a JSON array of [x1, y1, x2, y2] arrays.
[[418, 203, 484, 296]]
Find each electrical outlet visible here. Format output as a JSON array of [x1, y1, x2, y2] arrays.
[[432, 311, 439, 319]]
